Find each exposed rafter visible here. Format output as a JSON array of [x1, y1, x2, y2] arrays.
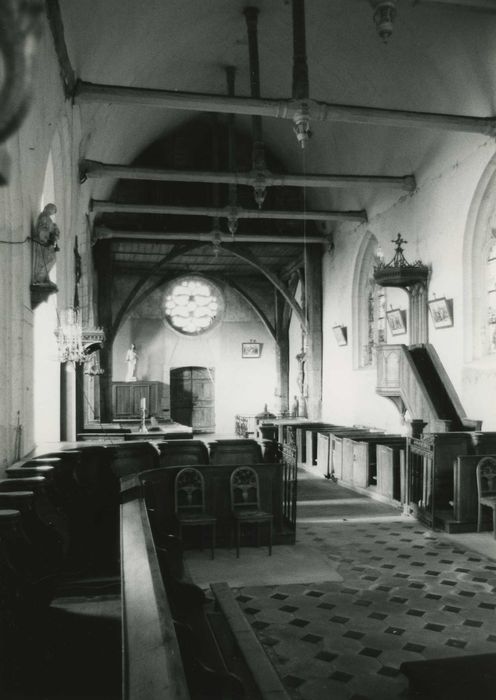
[[91, 200, 367, 223], [74, 81, 496, 136], [80, 159, 416, 191]]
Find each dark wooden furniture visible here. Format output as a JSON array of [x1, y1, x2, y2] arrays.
[[112, 381, 162, 419], [208, 439, 262, 465], [140, 461, 291, 547], [158, 439, 209, 467], [175, 467, 216, 559], [230, 466, 273, 557], [476, 456, 496, 536]]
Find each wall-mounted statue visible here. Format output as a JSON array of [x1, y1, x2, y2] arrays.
[[30, 203, 60, 308]]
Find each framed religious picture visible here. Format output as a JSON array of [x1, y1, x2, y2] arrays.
[[242, 341, 262, 358], [332, 325, 348, 346], [428, 297, 454, 329], [386, 308, 407, 336]]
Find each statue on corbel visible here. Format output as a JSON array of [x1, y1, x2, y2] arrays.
[[30, 203, 60, 308]]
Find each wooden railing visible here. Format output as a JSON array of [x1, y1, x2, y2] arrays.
[[376, 344, 452, 432], [120, 476, 190, 700]]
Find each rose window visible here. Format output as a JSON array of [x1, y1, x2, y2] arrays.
[[164, 276, 223, 335]]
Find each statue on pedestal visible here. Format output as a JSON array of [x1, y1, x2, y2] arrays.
[[30, 203, 60, 308], [125, 343, 138, 382]]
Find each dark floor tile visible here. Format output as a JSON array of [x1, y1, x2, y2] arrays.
[[455, 567, 470, 573], [360, 647, 382, 658], [390, 596, 408, 604], [385, 626, 405, 636], [479, 602, 496, 610], [441, 579, 457, 587], [446, 639, 467, 649], [244, 607, 260, 615], [378, 666, 400, 677], [472, 576, 488, 583], [381, 564, 395, 570], [369, 612, 388, 621], [302, 633, 323, 644], [403, 642, 425, 653], [331, 615, 350, 624], [270, 593, 288, 600], [260, 636, 280, 646], [252, 621, 270, 630], [343, 630, 364, 640], [362, 575, 379, 581], [354, 599, 372, 607], [463, 619, 483, 628], [289, 618, 310, 628], [376, 585, 392, 592], [315, 650, 338, 662], [424, 593, 441, 600], [487, 634, 496, 643], [317, 602, 335, 610], [407, 609, 426, 617], [440, 559, 454, 564], [443, 605, 461, 613], [458, 590, 476, 598], [408, 582, 425, 589], [424, 623, 445, 632], [425, 570, 441, 576], [394, 573, 409, 579], [330, 670, 353, 683], [283, 675, 305, 689], [236, 595, 253, 603], [342, 587, 359, 595], [305, 590, 324, 598], [280, 605, 298, 613]]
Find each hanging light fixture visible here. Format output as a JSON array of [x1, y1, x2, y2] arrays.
[[370, 0, 397, 43], [55, 307, 105, 364], [291, 0, 311, 149], [55, 307, 84, 363]]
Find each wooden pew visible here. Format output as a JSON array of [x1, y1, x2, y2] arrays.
[[208, 439, 262, 465], [158, 440, 209, 467]]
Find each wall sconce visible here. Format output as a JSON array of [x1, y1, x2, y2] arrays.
[[370, 0, 397, 43]]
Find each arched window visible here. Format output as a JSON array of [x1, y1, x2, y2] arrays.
[[352, 233, 386, 369], [487, 236, 496, 354]]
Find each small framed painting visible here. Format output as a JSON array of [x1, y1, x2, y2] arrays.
[[428, 297, 453, 329], [242, 341, 262, 358], [332, 325, 348, 346], [386, 308, 407, 336]]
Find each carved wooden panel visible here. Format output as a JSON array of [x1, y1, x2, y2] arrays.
[[342, 438, 354, 484]]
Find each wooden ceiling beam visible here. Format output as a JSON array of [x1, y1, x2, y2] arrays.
[[80, 159, 415, 191], [74, 81, 496, 136], [91, 200, 366, 223], [95, 226, 327, 245]]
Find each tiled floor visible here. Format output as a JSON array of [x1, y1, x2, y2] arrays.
[[187, 467, 496, 700]]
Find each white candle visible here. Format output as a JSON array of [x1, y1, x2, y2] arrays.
[[140, 397, 146, 410]]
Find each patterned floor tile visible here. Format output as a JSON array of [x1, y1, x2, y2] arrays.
[[231, 471, 496, 700]]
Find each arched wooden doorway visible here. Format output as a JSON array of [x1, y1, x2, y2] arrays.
[[170, 366, 215, 433]]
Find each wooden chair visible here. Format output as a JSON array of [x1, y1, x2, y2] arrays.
[[230, 466, 272, 558], [175, 468, 216, 559], [476, 456, 496, 537]]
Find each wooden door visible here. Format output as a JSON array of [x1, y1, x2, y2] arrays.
[[170, 367, 215, 433]]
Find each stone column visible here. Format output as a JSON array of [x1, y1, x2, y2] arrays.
[[303, 244, 323, 420], [60, 362, 76, 442]]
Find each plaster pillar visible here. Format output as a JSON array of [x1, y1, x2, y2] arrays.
[[60, 362, 76, 442], [303, 244, 323, 420]]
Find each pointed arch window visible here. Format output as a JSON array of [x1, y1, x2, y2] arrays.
[[487, 237, 496, 354], [362, 280, 386, 367]]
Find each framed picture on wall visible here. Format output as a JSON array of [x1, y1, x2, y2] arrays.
[[332, 325, 348, 346], [386, 308, 407, 336], [242, 341, 262, 358], [428, 297, 453, 328]]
